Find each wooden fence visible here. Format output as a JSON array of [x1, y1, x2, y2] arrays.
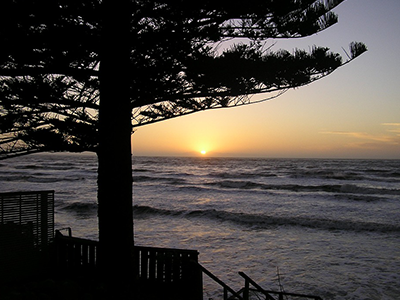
[[0, 190, 55, 281], [52, 233, 203, 300], [0, 190, 54, 249], [52, 232, 98, 271], [133, 245, 200, 283]]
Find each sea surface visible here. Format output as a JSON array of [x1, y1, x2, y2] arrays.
[[0, 153, 399, 299]]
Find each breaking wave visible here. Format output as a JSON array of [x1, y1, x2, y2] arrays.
[[0, 174, 89, 183], [133, 174, 399, 196], [132, 205, 400, 234], [62, 202, 98, 215], [204, 180, 399, 196], [133, 175, 186, 185]]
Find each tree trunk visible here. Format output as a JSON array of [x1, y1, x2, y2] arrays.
[[98, 0, 133, 282]]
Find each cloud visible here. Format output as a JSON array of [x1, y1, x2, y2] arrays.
[[320, 131, 396, 143], [381, 123, 400, 126], [381, 123, 400, 136], [387, 128, 400, 135], [321, 123, 400, 143]]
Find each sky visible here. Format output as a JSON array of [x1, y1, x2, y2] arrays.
[[132, 0, 400, 159]]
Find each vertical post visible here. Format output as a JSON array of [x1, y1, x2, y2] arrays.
[[243, 278, 249, 300], [82, 244, 88, 266], [165, 252, 172, 283], [148, 250, 156, 280], [89, 244, 96, 267], [40, 192, 48, 248], [157, 251, 165, 281], [189, 256, 203, 300], [19, 193, 22, 225], [1, 194, 3, 222], [133, 247, 140, 278], [141, 250, 149, 279]]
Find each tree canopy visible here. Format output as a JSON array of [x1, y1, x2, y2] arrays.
[[0, 0, 366, 159]]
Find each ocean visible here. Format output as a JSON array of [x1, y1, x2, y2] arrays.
[[0, 153, 399, 299]]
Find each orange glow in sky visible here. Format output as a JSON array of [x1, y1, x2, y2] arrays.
[[132, 1, 400, 159]]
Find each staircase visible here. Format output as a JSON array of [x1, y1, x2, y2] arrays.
[[197, 263, 323, 300]]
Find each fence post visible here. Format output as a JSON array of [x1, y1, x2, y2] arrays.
[[40, 192, 49, 248], [243, 278, 249, 300]]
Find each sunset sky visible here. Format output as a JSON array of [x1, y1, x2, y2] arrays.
[[132, 0, 400, 159]]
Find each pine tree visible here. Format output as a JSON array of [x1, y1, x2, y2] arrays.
[[0, 0, 366, 282]]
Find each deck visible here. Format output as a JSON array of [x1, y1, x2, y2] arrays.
[[52, 231, 202, 299], [1, 190, 324, 300]]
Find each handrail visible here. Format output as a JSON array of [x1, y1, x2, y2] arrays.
[[52, 234, 203, 299], [196, 263, 243, 300], [239, 272, 323, 300]]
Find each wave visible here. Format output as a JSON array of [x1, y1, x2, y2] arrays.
[[56, 202, 400, 233], [133, 172, 399, 196], [132, 205, 400, 234], [289, 170, 364, 181], [208, 168, 379, 181], [133, 205, 182, 216], [14, 164, 44, 170], [205, 180, 399, 196], [365, 168, 400, 177], [287, 168, 400, 183], [62, 202, 98, 214], [0, 174, 89, 183], [133, 175, 186, 185], [0, 175, 61, 183], [338, 184, 400, 195], [133, 168, 151, 173], [133, 175, 160, 182], [334, 194, 387, 203], [206, 180, 262, 190], [208, 171, 277, 180], [14, 163, 77, 171]]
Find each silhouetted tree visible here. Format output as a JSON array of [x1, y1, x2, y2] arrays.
[[0, 0, 366, 283]]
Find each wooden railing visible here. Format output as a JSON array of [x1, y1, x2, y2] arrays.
[[133, 245, 202, 300], [197, 263, 244, 300], [52, 232, 98, 271], [52, 233, 203, 300], [191, 263, 324, 300], [133, 245, 199, 283], [239, 272, 323, 300], [51, 234, 323, 300]]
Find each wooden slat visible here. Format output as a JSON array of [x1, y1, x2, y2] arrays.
[[89, 244, 96, 267], [141, 250, 149, 279], [1, 190, 54, 250], [156, 251, 165, 281], [148, 249, 156, 280]]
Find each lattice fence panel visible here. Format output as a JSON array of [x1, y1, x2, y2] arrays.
[[0, 190, 54, 249]]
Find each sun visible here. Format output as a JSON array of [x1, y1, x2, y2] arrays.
[[200, 150, 207, 155]]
